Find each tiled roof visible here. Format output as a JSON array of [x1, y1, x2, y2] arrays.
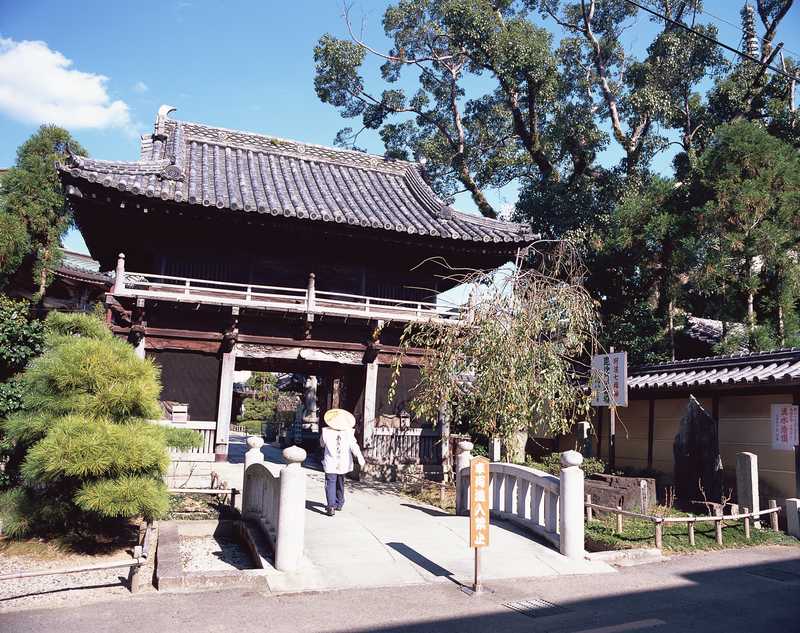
[[60, 106, 534, 246], [629, 348, 800, 390], [683, 315, 746, 349], [55, 250, 109, 284]]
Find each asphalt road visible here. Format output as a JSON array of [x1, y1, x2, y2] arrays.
[[2, 546, 800, 633]]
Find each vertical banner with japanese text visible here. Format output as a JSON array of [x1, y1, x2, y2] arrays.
[[771, 404, 799, 450], [590, 351, 628, 407], [469, 456, 490, 548]]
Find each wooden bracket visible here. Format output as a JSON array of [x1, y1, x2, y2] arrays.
[[221, 306, 239, 353]]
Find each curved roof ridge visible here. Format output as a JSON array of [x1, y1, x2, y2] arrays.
[[632, 347, 800, 374], [164, 116, 417, 175]]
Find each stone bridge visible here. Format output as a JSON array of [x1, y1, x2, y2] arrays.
[[214, 433, 612, 592]]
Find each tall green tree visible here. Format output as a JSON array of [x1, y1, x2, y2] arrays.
[[0, 125, 86, 293], [695, 120, 800, 346]]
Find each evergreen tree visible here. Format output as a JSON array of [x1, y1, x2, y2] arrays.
[[695, 121, 800, 347], [0, 313, 198, 537], [0, 296, 45, 488], [0, 126, 87, 293]]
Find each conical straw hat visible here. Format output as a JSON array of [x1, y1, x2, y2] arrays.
[[323, 408, 356, 431]]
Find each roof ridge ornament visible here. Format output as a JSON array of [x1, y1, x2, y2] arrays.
[[154, 105, 176, 141]]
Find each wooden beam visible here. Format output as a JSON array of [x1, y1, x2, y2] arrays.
[[647, 398, 655, 470]]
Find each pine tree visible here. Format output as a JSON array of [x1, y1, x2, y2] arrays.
[[696, 121, 800, 348], [0, 126, 87, 293], [0, 313, 198, 537]]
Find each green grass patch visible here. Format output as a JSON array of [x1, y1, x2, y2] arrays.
[[585, 506, 800, 553]]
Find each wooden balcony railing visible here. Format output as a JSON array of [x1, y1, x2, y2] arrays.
[[111, 253, 462, 324]]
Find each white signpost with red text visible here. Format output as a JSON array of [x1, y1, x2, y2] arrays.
[[591, 348, 628, 469]]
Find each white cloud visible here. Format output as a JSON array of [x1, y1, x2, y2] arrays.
[[132, 80, 148, 93], [0, 37, 133, 131]]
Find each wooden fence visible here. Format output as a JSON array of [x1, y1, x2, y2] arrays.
[[0, 523, 154, 593], [585, 495, 782, 548], [155, 419, 216, 461], [366, 428, 443, 466]]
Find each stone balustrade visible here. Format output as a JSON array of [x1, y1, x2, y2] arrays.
[[242, 436, 307, 571], [455, 441, 585, 560]]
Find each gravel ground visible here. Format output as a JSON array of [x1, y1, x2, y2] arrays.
[[0, 551, 143, 613], [178, 535, 253, 571]]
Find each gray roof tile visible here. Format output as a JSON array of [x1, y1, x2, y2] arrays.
[[629, 348, 800, 390], [61, 107, 533, 246]]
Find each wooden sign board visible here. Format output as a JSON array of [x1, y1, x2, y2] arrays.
[[591, 351, 628, 407], [469, 456, 490, 548]]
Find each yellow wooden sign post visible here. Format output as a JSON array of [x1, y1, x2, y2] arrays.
[[469, 456, 490, 593]]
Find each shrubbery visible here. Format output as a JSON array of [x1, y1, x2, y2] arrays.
[[0, 312, 198, 537], [525, 451, 607, 478]]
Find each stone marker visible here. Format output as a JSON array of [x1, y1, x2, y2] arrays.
[[736, 452, 760, 528], [786, 498, 800, 539]]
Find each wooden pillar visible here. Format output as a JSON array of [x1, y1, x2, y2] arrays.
[[112, 253, 126, 294], [331, 370, 343, 409], [794, 390, 800, 498], [596, 407, 604, 459], [362, 360, 378, 448], [133, 297, 146, 360], [215, 347, 237, 462], [438, 400, 452, 478], [647, 398, 655, 469]]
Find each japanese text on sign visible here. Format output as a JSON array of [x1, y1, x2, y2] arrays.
[[591, 352, 628, 408], [469, 457, 490, 548], [771, 404, 799, 451]]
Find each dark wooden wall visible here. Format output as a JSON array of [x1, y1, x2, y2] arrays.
[[148, 349, 221, 420], [376, 366, 424, 423]]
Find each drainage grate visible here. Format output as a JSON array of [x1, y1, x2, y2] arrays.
[[746, 568, 800, 582], [503, 598, 569, 619]]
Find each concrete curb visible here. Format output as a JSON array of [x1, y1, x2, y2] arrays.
[[587, 548, 667, 567], [155, 521, 271, 593]]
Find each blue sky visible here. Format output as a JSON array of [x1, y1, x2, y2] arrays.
[[1, 0, 797, 256]]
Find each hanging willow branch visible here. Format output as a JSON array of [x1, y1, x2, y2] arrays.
[[389, 241, 600, 447]]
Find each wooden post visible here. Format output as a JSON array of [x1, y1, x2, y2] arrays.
[[127, 545, 142, 593], [597, 407, 604, 459], [609, 346, 616, 470], [362, 360, 378, 449], [688, 519, 695, 546], [654, 520, 663, 549], [647, 398, 655, 470], [743, 507, 751, 539], [585, 494, 593, 522], [616, 505, 623, 533], [215, 347, 237, 461], [306, 273, 316, 312], [439, 401, 451, 480], [769, 499, 779, 531], [112, 253, 126, 294], [473, 547, 482, 593], [715, 519, 723, 545]]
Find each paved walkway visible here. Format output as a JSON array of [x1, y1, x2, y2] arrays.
[[213, 434, 613, 592]]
